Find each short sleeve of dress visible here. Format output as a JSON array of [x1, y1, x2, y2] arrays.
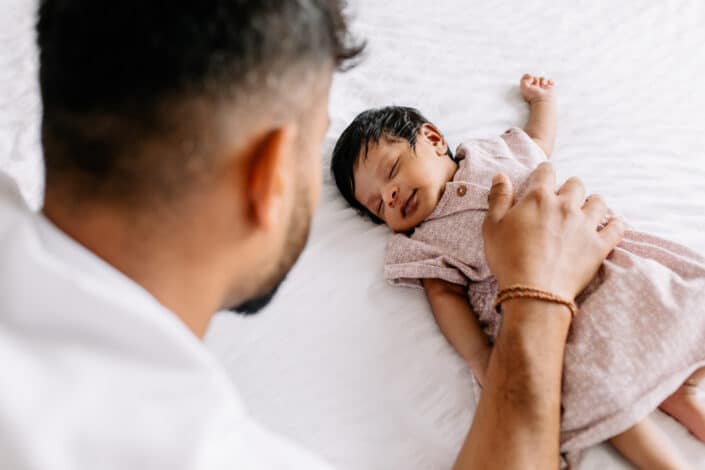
[[384, 233, 467, 289], [499, 127, 548, 170]]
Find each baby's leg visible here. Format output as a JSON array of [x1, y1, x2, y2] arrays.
[[660, 367, 705, 442], [609, 417, 691, 469]]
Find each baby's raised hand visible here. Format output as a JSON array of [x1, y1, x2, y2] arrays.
[[520, 73, 554, 104]]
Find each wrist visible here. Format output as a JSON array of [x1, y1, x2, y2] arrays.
[[501, 298, 572, 332], [496, 277, 575, 304], [496, 285, 578, 318], [527, 96, 555, 106], [494, 298, 571, 396]]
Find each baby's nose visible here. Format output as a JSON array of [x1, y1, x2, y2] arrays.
[[385, 187, 399, 208]]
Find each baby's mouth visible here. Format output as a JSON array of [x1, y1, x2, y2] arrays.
[[401, 189, 417, 218]]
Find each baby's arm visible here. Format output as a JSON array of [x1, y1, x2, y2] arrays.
[[423, 278, 492, 386], [520, 73, 556, 157]]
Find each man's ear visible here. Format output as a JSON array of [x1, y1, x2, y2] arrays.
[[420, 123, 448, 156], [245, 125, 298, 230]]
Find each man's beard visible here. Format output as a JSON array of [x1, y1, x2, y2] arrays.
[[229, 186, 311, 315], [232, 281, 283, 315]]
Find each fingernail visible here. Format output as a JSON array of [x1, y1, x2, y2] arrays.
[[492, 174, 503, 185]]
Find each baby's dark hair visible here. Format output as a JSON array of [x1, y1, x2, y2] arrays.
[[330, 106, 453, 224]]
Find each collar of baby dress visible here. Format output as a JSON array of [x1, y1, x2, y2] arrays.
[[423, 143, 491, 223]]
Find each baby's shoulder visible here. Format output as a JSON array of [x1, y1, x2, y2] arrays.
[[456, 129, 525, 162], [453, 128, 544, 189]]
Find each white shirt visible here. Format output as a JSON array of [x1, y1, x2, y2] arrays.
[[0, 171, 332, 470]]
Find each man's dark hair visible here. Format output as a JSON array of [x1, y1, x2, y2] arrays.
[[37, 0, 363, 205], [330, 106, 453, 224]]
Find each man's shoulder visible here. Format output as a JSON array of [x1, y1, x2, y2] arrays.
[[0, 184, 336, 469]]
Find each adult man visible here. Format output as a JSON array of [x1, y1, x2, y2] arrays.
[[0, 1, 623, 469]]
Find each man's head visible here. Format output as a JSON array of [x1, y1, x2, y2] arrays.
[[330, 106, 455, 233], [38, 0, 363, 317]]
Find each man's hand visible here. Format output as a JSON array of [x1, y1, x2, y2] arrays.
[[453, 165, 624, 470], [482, 163, 624, 300]]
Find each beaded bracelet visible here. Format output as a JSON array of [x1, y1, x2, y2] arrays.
[[494, 285, 578, 318]]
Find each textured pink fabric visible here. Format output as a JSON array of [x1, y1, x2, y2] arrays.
[[384, 128, 705, 457]]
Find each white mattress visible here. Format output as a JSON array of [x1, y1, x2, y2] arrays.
[[3, 0, 705, 468]]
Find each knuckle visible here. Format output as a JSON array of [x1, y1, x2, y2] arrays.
[[565, 176, 583, 189], [488, 189, 511, 207], [588, 194, 606, 208], [530, 187, 553, 204], [490, 184, 511, 198], [537, 161, 553, 172], [587, 193, 604, 203], [586, 197, 608, 218], [560, 200, 576, 215], [602, 218, 626, 244]]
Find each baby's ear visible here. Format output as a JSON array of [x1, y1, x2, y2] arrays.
[[420, 123, 448, 156]]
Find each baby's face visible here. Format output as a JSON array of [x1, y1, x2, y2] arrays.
[[353, 124, 456, 232]]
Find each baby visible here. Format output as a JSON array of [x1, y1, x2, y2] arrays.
[[331, 74, 705, 468]]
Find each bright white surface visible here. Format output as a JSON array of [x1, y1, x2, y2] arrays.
[[2, 0, 704, 468]]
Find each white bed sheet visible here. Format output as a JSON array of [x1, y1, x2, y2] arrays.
[[2, 0, 704, 468]]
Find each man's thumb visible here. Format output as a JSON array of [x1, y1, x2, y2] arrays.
[[487, 173, 514, 223]]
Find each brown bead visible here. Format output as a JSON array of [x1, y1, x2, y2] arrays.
[[456, 185, 467, 197]]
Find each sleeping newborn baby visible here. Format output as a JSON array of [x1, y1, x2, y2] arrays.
[[330, 74, 705, 468]]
